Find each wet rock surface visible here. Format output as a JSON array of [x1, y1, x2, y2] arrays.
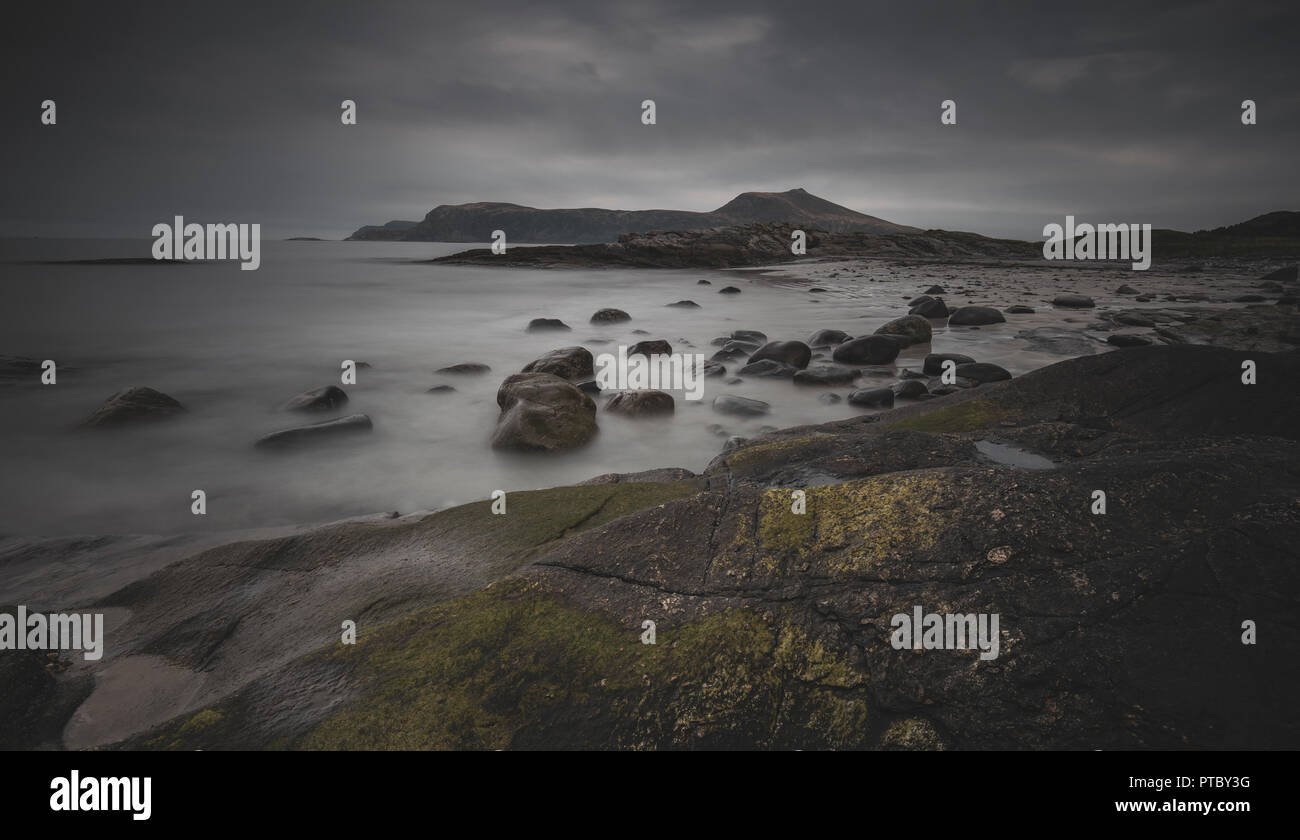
[[490, 373, 598, 451]]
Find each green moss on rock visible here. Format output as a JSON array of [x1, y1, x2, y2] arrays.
[[728, 473, 946, 575], [144, 583, 874, 750], [889, 399, 1008, 433], [881, 717, 946, 750]]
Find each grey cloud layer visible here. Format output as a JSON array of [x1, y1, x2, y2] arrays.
[[2, 0, 1295, 239]]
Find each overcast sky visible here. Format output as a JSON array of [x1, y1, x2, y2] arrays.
[[3, 0, 1296, 240]]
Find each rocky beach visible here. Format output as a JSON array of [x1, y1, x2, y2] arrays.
[[3, 231, 1298, 749]]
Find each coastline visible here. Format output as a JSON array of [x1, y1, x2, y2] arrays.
[[3, 250, 1297, 749]]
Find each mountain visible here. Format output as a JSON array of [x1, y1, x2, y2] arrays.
[[346, 188, 918, 243], [1151, 211, 1300, 258]]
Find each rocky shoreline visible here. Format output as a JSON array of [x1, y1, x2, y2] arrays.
[[71, 343, 1298, 750], [3, 261, 1298, 750], [431, 222, 1041, 268]]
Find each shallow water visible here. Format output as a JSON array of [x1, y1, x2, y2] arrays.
[[0, 238, 1267, 535], [974, 440, 1056, 469]]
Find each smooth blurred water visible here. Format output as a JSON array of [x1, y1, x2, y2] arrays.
[[0, 238, 1258, 536]]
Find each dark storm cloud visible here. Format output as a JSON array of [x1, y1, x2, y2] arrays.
[[2, 0, 1296, 239]]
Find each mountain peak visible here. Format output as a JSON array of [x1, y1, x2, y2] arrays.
[[712, 188, 917, 234]]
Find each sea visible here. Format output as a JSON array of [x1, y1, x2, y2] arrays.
[[0, 237, 1250, 536]]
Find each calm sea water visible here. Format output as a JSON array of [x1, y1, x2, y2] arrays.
[[0, 238, 1244, 536]]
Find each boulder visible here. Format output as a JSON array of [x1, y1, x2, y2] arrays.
[[526, 318, 571, 332], [892, 380, 929, 399], [909, 298, 950, 318], [922, 353, 976, 375], [874, 315, 933, 346], [255, 414, 373, 449], [712, 395, 770, 417], [628, 340, 673, 358], [1053, 294, 1096, 309], [589, 309, 631, 324], [846, 387, 894, 408], [80, 386, 186, 428], [793, 365, 858, 385], [739, 359, 798, 378], [281, 385, 348, 412], [490, 373, 598, 452], [808, 329, 852, 347], [522, 346, 594, 380], [955, 362, 1012, 383], [948, 306, 1006, 326], [832, 336, 902, 365], [748, 340, 812, 369], [605, 391, 675, 417], [436, 363, 491, 375], [723, 339, 761, 354]]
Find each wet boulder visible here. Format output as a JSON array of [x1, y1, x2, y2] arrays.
[[490, 373, 598, 452], [748, 340, 812, 369], [832, 336, 902, 365], [526, 318, 571, 332], [589, 309, 631, 324], [948, 306, 1006, 326], [522, 346, 594, 380], [255, 414, 373, 448], [605, 390, 675, 418], [80, 386, 186, 428], [874, 315, 933, 346], [282, 385, 349, 412], [713, 395, 770, 417], [808, 329, 852, 348]]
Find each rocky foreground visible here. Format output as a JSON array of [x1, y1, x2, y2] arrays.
[[6, 342, 1297, 750]]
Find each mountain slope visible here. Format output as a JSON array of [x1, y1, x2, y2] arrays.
[[347, 188, 919, 243]]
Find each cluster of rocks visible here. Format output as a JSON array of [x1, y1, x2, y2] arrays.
[[494, 285, 1033, 453], [70, 263, 1298, 456], [702, 307, 1012, 448]]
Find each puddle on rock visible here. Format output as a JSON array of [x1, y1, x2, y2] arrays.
[[974, 440, 1056, 469]]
